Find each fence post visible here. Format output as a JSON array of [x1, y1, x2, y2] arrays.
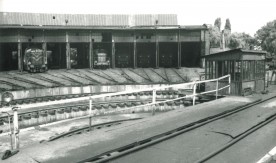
[[8, 115, 13, 150], [1, 112, 13, 150], [152, 89, 156, 115], [228, 75, 231, 95], [193, 81, 196, 106], [12, 107, 19, 150], [216, 79, 219, 99], [89, 97, 93, 131]]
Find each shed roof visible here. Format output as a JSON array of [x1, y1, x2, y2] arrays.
[[0, 12, 177, 27], [203, 48, 266, 61], [0, 12, 208, 30]]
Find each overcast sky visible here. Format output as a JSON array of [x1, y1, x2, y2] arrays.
[[0, 0, 275, 36]]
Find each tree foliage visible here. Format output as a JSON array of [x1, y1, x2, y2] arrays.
[[255, 20, 276, 55], [224, 18, 231, 31], [214, 18, 221, 31], [209, 25, 221, 48], [228, 32, 257, 50]]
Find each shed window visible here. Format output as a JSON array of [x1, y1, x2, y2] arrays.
[[235, 61, 241, 81], [242, 61, 255, 81], [255, 60, 265, 79]]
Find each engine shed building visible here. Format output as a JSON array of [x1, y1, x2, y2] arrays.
[[0, 12, 210, 72], [204, 49, 266, 95]]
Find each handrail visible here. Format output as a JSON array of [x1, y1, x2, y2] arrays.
[[0, 74, 231, 150], [1, 74, 231, 114]]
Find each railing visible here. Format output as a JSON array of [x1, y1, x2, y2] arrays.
[[0, 74, 231, 150], [1, 74, 231, 113]]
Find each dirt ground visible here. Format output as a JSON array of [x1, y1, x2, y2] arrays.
[[0, 113, 153, 153]]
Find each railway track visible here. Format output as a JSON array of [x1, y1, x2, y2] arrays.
[[77, 96, 276, 163], [46, 118, 142, 142], [0, 90, 216, 133], [196, 110, 276, 163], [0, 90, 183, 107]]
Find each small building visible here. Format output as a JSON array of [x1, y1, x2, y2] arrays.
[[203, 49, 266, 95]]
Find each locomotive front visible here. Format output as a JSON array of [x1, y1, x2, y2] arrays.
[[94, 49, 110, 69], [24, 48, 48, 73]]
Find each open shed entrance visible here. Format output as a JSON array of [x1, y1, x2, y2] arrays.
[[70, 43, 89, 69], [159, 42, 178, 68], [47, 43, 66, 69], [181, 42, 201, 67], [115, 43, 133, 68], [0, 43, 18, 71], [137, 43, 156, 68]]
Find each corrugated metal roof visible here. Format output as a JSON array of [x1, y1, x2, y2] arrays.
[[0, 12, 177, 27], [203, 48, 267, 60]]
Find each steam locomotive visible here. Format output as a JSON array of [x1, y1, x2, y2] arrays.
[[23, 48, 48, 73]]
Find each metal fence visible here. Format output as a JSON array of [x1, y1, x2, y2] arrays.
[[1, 74, 231, 150]]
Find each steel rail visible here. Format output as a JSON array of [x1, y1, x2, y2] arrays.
[[0, 91, 188, 119], [196, 107, 276, 162], [1, 74, 230, 111], [47, 118, 142, 142], [78, 96, 276, 163]]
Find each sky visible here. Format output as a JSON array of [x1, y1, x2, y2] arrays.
[[0, 0, 275, 36]]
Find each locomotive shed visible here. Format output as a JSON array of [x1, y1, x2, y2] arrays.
[[0, 12, 276, 163], [0, 12, 209, 72]]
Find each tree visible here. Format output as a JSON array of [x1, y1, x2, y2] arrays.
[[228, 32, 257, 50], [255, 20, 276, 56], [224, 18, 231, 31], [209, 25, 221, 48], [214, 18, 221, 31]]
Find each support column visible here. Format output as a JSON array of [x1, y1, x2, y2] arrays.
[[200, 30, 206, 68], [133, 32, 137, 68], [66, 31, 71, 69], [177, 28, 181, 68], [112, 40, 115, 68], [17, 42, 22, 72], [17, 30, 23, 72], [205, 60, 207, 79], [155, 29, 159, 68], [205, 30, 210, 56], [66, 42, 71, 69], [215, 61, 218, 78], [89, 35, 94, 69], [42, 42, 47, 66]]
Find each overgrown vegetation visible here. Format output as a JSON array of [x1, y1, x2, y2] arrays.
[[209, 18, 276, 66]]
